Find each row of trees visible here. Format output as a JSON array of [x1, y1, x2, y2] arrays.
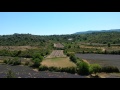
[[0, 49, 51, 58]]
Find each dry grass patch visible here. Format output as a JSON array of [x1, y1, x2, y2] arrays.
[[41, 57, 76, 68], [0, 46, 38, 51]]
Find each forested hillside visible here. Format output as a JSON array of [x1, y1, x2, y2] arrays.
[[0, 32, 120, 46]]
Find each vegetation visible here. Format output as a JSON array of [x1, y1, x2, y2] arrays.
[[0, 32, 120, 77], [101, 66, 119, 73], [39, 65, 76, 74], [70, 55, 77, 63], [41, 57, 76, 68], [6, 69, 16, 78], [0, 32, 120, 46], [4, 57, 21, 65], [76, 61, 89, 75], [89, 64, 101, 74]]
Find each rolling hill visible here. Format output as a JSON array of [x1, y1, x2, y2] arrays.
[[74, 29, 120, 34]]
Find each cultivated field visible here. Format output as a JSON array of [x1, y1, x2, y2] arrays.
[[54, 43, 64, 48], [80, 44, 120, 52], [0, 56, 32, 64], [0, 46, 38, 51], [41, 57, 76, 68], [0, 64, 85, 78], [46, 50, 66, 58], [76, 54, 120, 70]]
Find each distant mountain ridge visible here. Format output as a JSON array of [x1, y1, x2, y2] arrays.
[[74, 29, 120, 34]]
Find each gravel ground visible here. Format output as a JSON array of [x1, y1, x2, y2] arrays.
[[0, 64, 87, 78]]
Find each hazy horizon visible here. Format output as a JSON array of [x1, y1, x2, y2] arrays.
[[0, 12, 120, 35]]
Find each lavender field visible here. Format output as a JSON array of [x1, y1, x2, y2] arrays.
[[0, 64, 86, 78], [76, 54, 120, 70]]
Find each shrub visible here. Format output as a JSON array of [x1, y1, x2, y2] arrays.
[[39, 66, 76, 74], [77, 61, 89, 75], [4, 57, 21, 65], [8, 59, 13, 64], [39, 65, 48, 71], [12, 57, 21, 65], [66, 52, 75, 57], [101, 66, 119, 73], [70, 55, 77, 63], [3, 59, 9, 64], [67, 67, 76, 74], [32, 58, 41, 68], [89, 64, 101, 74], [24, 61, 30, 66], [107, 43, 111, 47], [48, 66, 58, 72], [32, 53, 43, 60], [6, 69, 16, 78]]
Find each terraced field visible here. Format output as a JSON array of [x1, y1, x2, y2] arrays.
[[46, 50, 66, 58], [54, 43, 64, 48]]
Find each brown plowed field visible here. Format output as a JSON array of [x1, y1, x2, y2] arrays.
[[46, 50, 66, 58], [54, 43, 64, 48]]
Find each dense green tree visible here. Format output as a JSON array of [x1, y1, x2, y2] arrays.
[[77, 61, 89, 75], [107, 43, 111, 47]]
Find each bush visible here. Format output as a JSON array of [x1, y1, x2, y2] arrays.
[[32, 58, 41, 68], [39, 65, 48, 71], [66, 52, 75, 57], [70, 55, 77, 63], [39, 65, 76, 74], [48, 66, 58, 72], [107, 43, 111, 47], [101, 66, 119, 73], [67, 67, 76, 74], [6, 69, 16, 78], [77, 61, 89, 75], [12, 57, 21, 65], [3, 59, 9, 64], [32, 53, 43, 60], [89, 64, 101, 74], [24, 61, 30, 66], [3, 57, 21, 65]]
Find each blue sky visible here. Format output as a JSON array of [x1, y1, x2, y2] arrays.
[[0, 12, 120, 35]]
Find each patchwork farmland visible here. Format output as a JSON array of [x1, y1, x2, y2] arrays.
[[42, 44, 76, 68]]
